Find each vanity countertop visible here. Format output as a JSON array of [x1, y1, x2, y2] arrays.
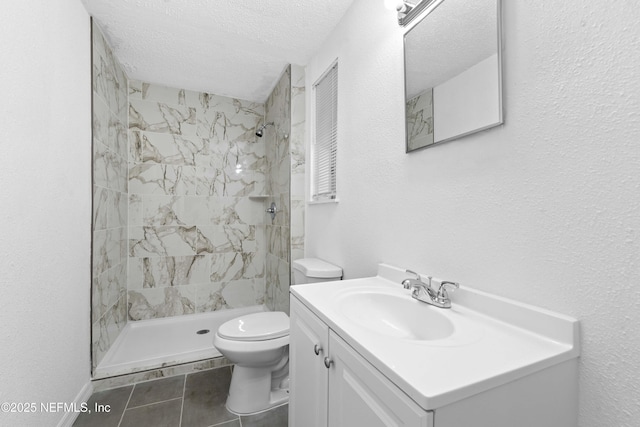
[[290, 263, 580, 411]]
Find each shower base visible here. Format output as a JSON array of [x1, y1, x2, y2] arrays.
[[94, 305, 265, 379]]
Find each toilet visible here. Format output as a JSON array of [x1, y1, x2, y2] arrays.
[[213, 258, 343, 415]]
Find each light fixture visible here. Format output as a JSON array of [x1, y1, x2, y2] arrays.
[[388, 0, 442, 27], [385, 0, 413, 12], [385, 0, 415, 24]]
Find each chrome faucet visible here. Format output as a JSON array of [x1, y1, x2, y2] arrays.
[[401, 270, 459, 309]]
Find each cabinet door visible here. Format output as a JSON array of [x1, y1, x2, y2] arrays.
[[327, 332, 433, 427], [289, 297, 330, 427]]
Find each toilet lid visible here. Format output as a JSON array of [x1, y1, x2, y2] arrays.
[[218, 312, 289, 341]]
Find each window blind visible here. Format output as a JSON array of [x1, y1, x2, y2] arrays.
[[312, 62, 338, 201]]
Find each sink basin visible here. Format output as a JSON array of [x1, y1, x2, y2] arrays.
[[338, 290, 455, 341]]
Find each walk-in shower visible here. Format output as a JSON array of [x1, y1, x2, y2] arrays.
[[91, 21, 299, 380]]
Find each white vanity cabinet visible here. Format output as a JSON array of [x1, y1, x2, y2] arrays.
[[289, 269, 579, 427], [289, 295, 329, 427], [289, 296, 434, 427]]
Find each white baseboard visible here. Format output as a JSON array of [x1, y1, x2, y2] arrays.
[[56, 381, 93, 427]]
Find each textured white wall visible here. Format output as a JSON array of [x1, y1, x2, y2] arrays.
[[305, 1, 640, 426], [0, 1, 91, 426]]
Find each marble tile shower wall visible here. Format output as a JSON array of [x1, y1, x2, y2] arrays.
[[92, 22, 129, 370], [265, 66, 292, 314], [126, 81, 267, 320], [290, 65, 306, 264]]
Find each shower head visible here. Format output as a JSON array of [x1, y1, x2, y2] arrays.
[[255, 122, 274, 138]]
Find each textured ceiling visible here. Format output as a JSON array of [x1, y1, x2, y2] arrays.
[[82, 0, 355, 102]]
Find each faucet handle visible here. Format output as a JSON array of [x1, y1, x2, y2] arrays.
[[402, 269, 420, 289], [402, 270, 433, 289], [405, 270, 433, 285], [437, 281, 459, 301], [405, 269, 420, 280]]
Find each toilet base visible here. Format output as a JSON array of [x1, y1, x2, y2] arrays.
[[226, 388, 289, 416], [225, 365, 290, 415]]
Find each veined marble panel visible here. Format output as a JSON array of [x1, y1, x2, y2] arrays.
[[93, 187, 125, 233], [92, 21, 130, 373], [406, 88, 434, 151], [129, 226, 198, 257], [267, 254, 291, 314], [195, 166, 262, 197], [93, 50, 127, 122], [129, 131, 203, 166], [93, 228, 124, 276], [92, 293, 127, 370], [196, 279, 265, 313], [267, 225, 281, 260], [141, 195, 186, 226], [92, 96, 127, 157], [129, 80, 201, 109], [93, 186, 108, 231], [275, 147, 292, 196], [235, 141, 266, 173], [273, 193, 290, 228], [195, 140, 266, 173], [264, 254, 291, 313], [128, 287, 196, 321], [290, 66, 306, 190], [273, 257, 291, 314], [196, 96, 264, 142], [194, 282, 225, 312], [94, 140, 128, 193], [209, 251, 265, 282], [264, 66, 292, 314], [290, 132, 305, 177], [92, 265, 126, 324], [108, 190, 128, 229], [129, 194, 143, 226], [291, 170, 305, 200], [281, 227, 290, 263], [221, 279, 265, 308], [265, 68, 291, 130], [123, 81, 275, 322], [128, 255, 143, 290], [196, 224, 256, 254], [291, 197, 305, 259], [129, 99, 197, 136], [129, 163, 196, 195], [127, 255, 210, 289], [182, 196, 261, 227], [264, 253, 278, 311], [255, 224, 266, 261]]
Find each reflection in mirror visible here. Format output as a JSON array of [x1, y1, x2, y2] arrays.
[[404, 0, 502, 152]]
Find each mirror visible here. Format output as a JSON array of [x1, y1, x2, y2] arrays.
[[404, 0, 502, 152]]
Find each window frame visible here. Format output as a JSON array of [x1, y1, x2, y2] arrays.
[[310, 60, 339, 204]]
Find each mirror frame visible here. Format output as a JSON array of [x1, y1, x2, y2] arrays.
[[403, 0, 503, 152]]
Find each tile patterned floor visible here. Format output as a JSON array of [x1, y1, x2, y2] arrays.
[[73, 367, 288, 427]]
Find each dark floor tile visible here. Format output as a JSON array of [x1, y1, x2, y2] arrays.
[[72, 385, 133, 427], [128, 375, 185, 408], [181, 367, 237, 427], [119, 398, 182, 427], [240, 404, 288, 427], [211, 420, 241, 427]]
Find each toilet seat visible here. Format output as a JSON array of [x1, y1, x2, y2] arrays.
[[218, 312, 289, 341]]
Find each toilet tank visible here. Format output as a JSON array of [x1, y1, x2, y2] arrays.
[[292, 258, 342, 285]]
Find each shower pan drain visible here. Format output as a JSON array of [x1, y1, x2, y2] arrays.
[[196, 329, 210, 335]]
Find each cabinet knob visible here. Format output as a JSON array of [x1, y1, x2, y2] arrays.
[[314, 344, 322, 356], [324, 357, 334, 369]]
